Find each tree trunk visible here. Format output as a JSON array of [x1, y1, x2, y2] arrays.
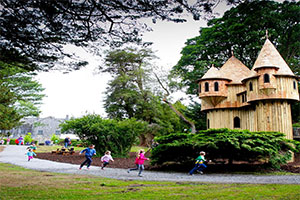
[[154, 72, 196, 133]]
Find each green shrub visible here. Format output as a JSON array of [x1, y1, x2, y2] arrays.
[[60, 114, 148, 157], [51, 134, 60, 144], [151, 128, 300, 169], [293, 122, 300, 128], [24, 133, 33, 144]]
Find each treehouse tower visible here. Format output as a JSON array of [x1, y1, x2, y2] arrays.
[[198, 38, 299, 140]]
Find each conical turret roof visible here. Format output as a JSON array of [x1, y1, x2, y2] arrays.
[[252, 39, 294, 75], [219, 56, 251, 84], [201, 66, 222, 80]]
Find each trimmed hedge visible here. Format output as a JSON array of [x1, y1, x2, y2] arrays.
[[151, 128, 300, 169]]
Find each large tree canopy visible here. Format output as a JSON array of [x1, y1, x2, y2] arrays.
[[0, 0, 242, 71], [170, 0, 300, 95]]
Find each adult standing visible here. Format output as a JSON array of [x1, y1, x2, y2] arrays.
[[64, 137, 70, 148]]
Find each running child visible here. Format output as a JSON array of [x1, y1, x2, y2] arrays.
[[189, 151, 208, 175], [127, 149, 149, 177], [79, 144, 96, 170], [26, 148, 36, 161], [100, 150, 114, 169]]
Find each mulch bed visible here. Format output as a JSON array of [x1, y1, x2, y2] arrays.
[[36, 151, 300, 173]]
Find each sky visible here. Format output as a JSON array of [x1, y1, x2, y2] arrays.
[[35, 2, 235, 119], [36, 17, 208, 119]]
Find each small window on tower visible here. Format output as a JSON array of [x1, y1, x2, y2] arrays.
[[199, 83, 202, 93], [207, 119, 210, 129], [234, 117, 240, 128], [205, 82, 209, 92], [264, 74, 270, 83], [214, 82, 219, 91], [249, 82, 253, 91], [293, 81, 297, 90]]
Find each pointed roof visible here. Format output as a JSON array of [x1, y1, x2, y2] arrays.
[[218, 56, 251, 84], [201, 66, 221, 80], [252, 39, 294, 75]]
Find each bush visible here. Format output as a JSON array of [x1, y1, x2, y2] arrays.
[[293, 122, 300, 128], [24, 133, 33, 144], [151, 128, 300, 169], [51, 134, 60, 144], [60, 114, 148, 157]]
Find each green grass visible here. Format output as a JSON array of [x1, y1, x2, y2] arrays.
[[0, 163, 300, 200], [130, 146, 149, 153]]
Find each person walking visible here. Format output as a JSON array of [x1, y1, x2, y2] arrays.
[[79, 144, 96, 170], [189, 151, 208, 175], [127, 149, 149, 177], [100, 150, 114, 169], [26, 148, 37, 161]]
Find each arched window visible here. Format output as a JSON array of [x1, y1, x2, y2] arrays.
[[199, 83, 202, 93], [207, 119, 210, 129], [264, 74, 270, 83], [294, 81, 297, 90], [214, 82, 219, 91], [249, 82, 253, 91], [234, 117, 240, 128], [205, 82, 209, 92]]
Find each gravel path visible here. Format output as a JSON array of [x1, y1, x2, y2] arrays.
[[1, 145, 300, 184]]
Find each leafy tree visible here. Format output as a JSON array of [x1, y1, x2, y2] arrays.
[[0, 62, 45, 130], [151, 129, 300, 169], [103, 48, 191, 136], [60, 114, 148, 157], [170, 1, 300, 95], [103, 47, 156, 121], [0, 0, 241, 71]]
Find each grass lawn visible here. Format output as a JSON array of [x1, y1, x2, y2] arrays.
[[0, 163, 300, 200]]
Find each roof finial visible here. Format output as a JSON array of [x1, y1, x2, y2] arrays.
[[266, 30, 269, 40], [212, 64, 215, 68], [231, 50, 234, 57]]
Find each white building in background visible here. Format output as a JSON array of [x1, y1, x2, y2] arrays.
[[9, 116, 72, 143]]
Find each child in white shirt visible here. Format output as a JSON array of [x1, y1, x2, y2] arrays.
[[100, 150, 114, 169]]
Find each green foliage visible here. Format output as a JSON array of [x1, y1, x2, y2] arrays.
[[50, 134, 60, 144], [103, 47, 191, 136], [60, 114, 148, 157], [170, 1, 300, 94], [0, 61, 45, 130], [293, 123, 300, 128], [151, 129, 300, 169], [24, 132, 32, 144]]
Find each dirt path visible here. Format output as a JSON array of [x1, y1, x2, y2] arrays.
[[1, 145, 300, 184]]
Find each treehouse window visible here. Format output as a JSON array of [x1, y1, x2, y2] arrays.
[[249, 82, 253, 91], [199, 83, 202, 93], [234, 117, 240, 128], [207, 119, 210, 129], [205, 82, 209, 92], [214, 82, 219, 91], [294, 81, 297, 90], [264, 74, 270, 83]]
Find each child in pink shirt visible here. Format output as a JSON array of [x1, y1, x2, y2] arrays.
[[127, 149, 149, 177]]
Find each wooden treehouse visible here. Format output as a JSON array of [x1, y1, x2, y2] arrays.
[[198, 38, 299, 140]]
